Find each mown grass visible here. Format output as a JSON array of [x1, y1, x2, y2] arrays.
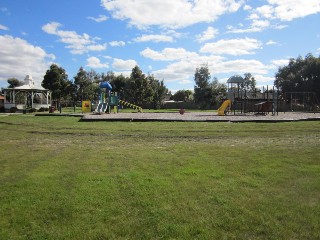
[[0, 115, 319, 239]]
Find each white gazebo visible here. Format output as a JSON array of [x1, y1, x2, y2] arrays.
[[4, 75, 52, 110]]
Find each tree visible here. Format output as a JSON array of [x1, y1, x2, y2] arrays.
[[127, 66, 153, 106], [109, 73, 128, 95], [194, 64, 212, 109], [148, 75, 168, 109], [173, 90, 193, 102], [7, 78, 24, 88], [242, 73, 256, 92], [42, 64, 70, 104], [73, 67, 98, 101], [274, 54, 320, 100], [209, 78, 227, 104]]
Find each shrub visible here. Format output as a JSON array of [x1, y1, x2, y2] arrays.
[[10, 107, 17, 113], [0, 106, 5, 112]]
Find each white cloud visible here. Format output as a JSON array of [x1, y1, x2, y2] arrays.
[[87, 14, 108, 22], [0, 24, 9, 31], [271, 59, 289, 67], [101, 0, 243, 29], [269, 0, 320, 21], [150, 53, 271, 85], [227, 19, 270, 33], [235, 1, 319, 34], [0, 35, 55, 87], [42, 22, 107, 54], [251, 19, 270, 28], [274, 24, 288, 29], [140, 47, 198, 61], [179, 79, 193, 85], [133, 34, 173, 43], [254, 74, 275, 83], [218, 59, 271, 75], [256, 5, 274, 19], [252, 0, 320, 22], [196, 27, 219, 43], [200, 38, 262, 56], [112, 58, 137, 71], [109, 40, 126, 47], [86, 56, 109, 68], [266, 40, 279, 45], [243, 5, 252, 11]]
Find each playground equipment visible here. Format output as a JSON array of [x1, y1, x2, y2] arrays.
[[217, 75, 280, 115], [119, 100, 142, 112], [217, 100, 231, 116], [96, 81, 143, 113]]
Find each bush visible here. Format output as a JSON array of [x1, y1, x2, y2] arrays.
[[10, 107, 17, 113], [38, 107, 49, 112], [29, 108, 36, 113], [0, 106, 5, 112]]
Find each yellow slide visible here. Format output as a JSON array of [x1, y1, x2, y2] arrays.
[[217, 100, 231, 116]]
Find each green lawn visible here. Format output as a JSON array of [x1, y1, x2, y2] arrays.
[[0, 115, 319, 239]]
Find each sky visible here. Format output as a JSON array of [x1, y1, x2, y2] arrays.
[[0, 0, 320, 92]]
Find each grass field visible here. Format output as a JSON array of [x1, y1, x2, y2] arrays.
[[0, 115, 319, 239]]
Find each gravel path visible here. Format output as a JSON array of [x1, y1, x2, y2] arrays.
[[81, 111, 320, 122]]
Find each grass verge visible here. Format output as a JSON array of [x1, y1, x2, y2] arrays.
[[0, 115, 319, 239]]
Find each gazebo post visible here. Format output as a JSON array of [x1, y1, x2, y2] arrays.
[[31, 91, 34, 109]]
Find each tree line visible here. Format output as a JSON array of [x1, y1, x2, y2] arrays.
[[3, 53, 320, 109], [274, 54, 320, 100]]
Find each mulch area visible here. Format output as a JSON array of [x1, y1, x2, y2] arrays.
[[81, 112, 320, 122]]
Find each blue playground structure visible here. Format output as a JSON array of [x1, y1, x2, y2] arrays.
[[95, 82, 142, 113]]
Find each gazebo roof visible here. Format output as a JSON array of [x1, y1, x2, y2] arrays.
[[5, 75, 49, 91], [227, 75, 245, 84], [13, 85, 47, 91]]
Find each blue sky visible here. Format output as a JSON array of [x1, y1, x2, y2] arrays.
[[0, 0, 319, 92]]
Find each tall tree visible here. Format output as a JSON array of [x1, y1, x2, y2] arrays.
[[210, 78, 227, 104], [110, 73, 128, 95], [194, 64, 212, 109], [127, 66, 153, 106], [73, 67, 98, 101], [7, 78, 24, 88], [242, 73, 256, 92], [42, 64, 69, 104], [148, 75, 168, 109]]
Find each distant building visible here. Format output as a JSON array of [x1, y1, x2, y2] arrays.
[[0, 95, 4, 109], [3, 75, 52, 110]]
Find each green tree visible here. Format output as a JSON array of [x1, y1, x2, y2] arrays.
[[7, 78, 24, 88], [194, 64, 212, 109], [127, 66, 153, 106], [42, 64, 70, 104], [209, 78, 227, 104], [73, 67, 98, 101], [274, 54, 320, 100], [148, 75, 168, 109], [109, 73, 128, 94], [242, 73, 256, 92], [173, 90, 193, 102]]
